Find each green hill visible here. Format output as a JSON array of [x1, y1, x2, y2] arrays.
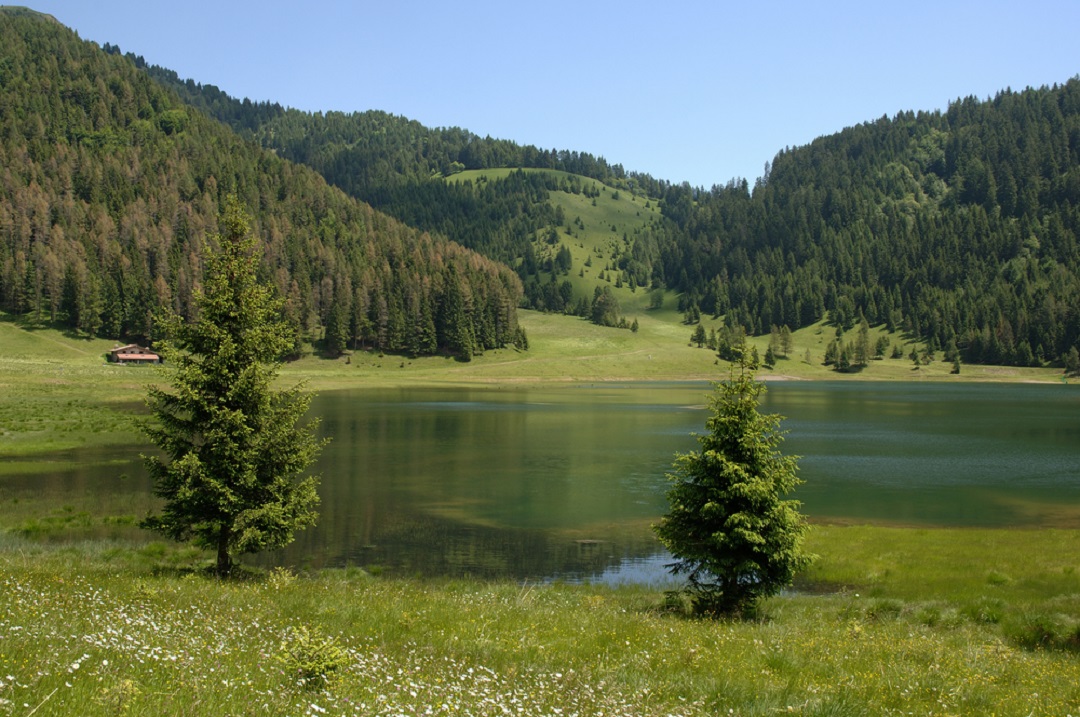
[[145, 44, 1080, 371], [446, 168, 663, 320], [5, 9, 1079, 374], [655, 84, 1080, 369]]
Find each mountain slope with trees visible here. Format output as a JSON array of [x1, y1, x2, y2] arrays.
[[0, 8, 524, 359], [8, 7, 1078, 370], [139, 60, 675, 303], [147, 50, 1080, 369], [656, 82, 1080, 368]]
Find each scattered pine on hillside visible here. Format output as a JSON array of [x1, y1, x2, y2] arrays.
[[0, 9, 524, 359]]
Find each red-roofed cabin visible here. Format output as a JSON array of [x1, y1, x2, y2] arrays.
[[108, 344, 161, 365]]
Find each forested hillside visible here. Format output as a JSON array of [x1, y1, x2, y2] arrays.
[[145, 48, 1080, 368], [656, 83, 1080, 367], [15, 7, 1079, 370], [0, 8, 524, 359], [140, 62, 672, 271]]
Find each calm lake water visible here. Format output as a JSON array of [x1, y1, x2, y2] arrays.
[[10, 381, 1080, 583]]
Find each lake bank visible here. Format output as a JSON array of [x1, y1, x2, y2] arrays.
[[7, 382, 1079, 584], [2, 526, 1079, 716], [2, 341, 1069, 464], [4, 315, 1080, 714]]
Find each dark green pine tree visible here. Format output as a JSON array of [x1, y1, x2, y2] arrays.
[[409, 295, 438, 358], [441, 265, 474, 361], [324, 300, 349, 358], [141, 197, 326, 577], [591, 285, 621, 327], [1064, 346, 1080, 376], [692, 323, 707, 348], [654, 349, 812, 616]]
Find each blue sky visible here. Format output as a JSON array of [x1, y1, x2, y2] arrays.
[[28, 1, 1080, 188]]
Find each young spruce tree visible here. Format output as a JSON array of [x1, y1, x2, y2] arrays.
[[654, 349, 811, 616], [141, 197, 325, 577]]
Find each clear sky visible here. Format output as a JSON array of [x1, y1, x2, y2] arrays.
[[26, 0, 1080, 188]]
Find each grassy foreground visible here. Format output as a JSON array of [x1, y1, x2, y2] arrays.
[[2, 526, 1079, 716], [3, 312, 1079, 714]]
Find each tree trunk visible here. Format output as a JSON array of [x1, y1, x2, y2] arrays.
[[216, 527, 232, 578]]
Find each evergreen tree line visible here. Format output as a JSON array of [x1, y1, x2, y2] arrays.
[[115, 23, 1080, 367], [0, 12, 523, 359], [140, 59, 682, 285], [655, 81, 1080, 367]]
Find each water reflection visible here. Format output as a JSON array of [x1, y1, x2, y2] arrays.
[[14, 382, 1080, 582]]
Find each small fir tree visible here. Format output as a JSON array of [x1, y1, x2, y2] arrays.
[[692, 323, 707, 348], [141, 197, 325, 577], [1064, 346, 1080, 376], [441, 265, 474, 361], [779, 325, 794, 357], [323, 300, 349, 358], [654, 349, 812, 616]]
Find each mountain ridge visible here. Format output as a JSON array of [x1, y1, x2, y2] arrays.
[[130, 31, 1080, 369], [4, 7, 1079, 371]]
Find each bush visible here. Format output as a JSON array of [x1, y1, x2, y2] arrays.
[[864, 598, 903, 621], [961, 597, 1006, 625], [1005, 613, 1061, 651], [276, 625, 350, 690]]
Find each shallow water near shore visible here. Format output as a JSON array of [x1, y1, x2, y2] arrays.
[[10, 381, 1080, 582]]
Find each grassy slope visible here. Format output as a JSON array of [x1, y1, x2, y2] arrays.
[[284, 308, 1065, 388], [0, 317, 146, 457], [451, 167, 663, 321]]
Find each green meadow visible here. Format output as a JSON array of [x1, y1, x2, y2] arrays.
[[1, 527, 1079, 716], [2, 310, 1077, 715]]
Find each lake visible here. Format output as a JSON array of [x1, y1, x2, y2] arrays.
[[9, 381, 1080, 583]]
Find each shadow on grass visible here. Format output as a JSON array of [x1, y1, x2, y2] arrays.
[[2, 310, 108, 344]]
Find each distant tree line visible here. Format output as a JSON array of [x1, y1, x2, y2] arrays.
[[123, 27, 1080, 368], [655, 81, 1080, 368], [0, 13, 524, 360]]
